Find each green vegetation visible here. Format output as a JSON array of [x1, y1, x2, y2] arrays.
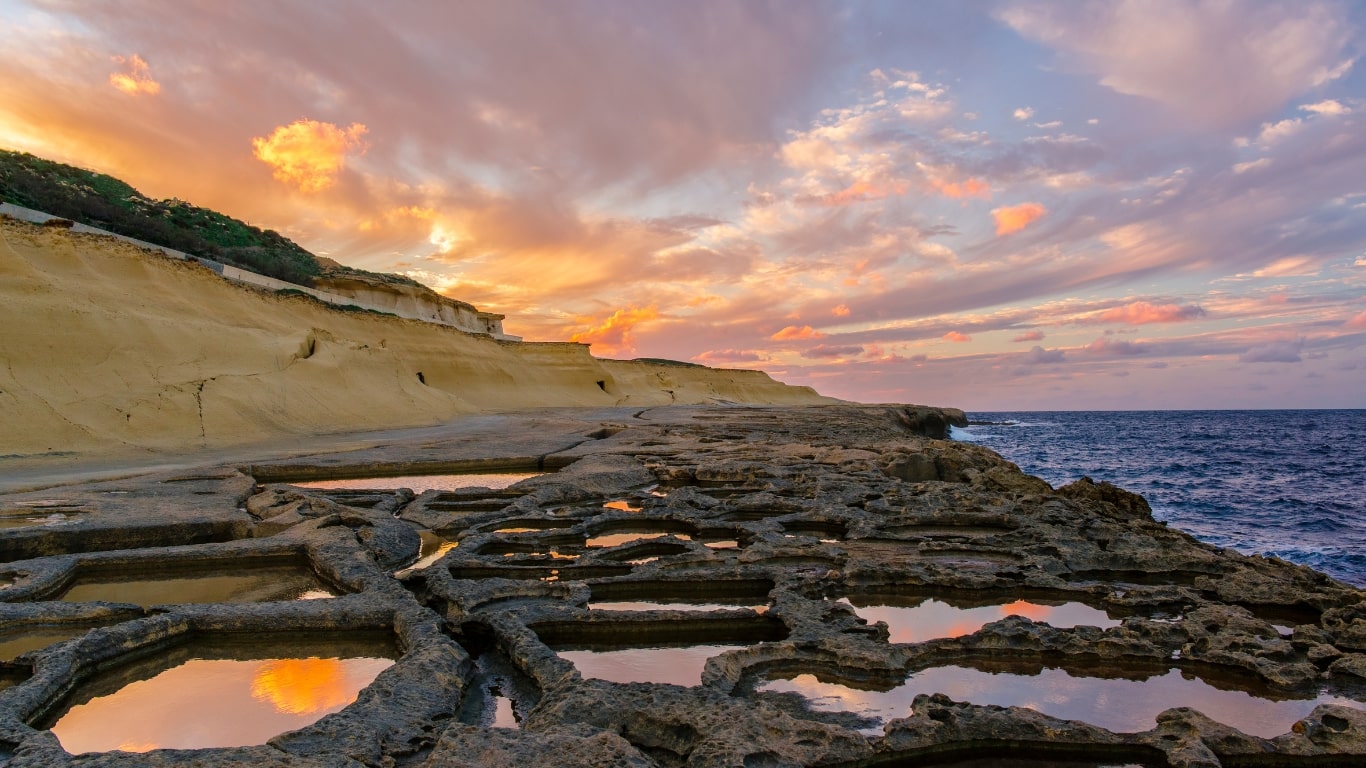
[[0, 149, 322, 284]]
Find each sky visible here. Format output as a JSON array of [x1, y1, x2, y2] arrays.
[[2, 0, 1365, 411]]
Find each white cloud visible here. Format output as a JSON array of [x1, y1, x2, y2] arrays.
[[997, 0, 1356, 126], [1032, 120, 1063, 129], [1012, 107, 1035, 121], [1300, 99, 1351, 116], [1232, 158, 1272, 174]]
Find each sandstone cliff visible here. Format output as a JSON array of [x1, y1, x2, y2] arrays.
[[0, 218, 833, 459]]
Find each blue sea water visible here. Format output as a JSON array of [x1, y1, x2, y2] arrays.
[[951, 410, 1366, 587]]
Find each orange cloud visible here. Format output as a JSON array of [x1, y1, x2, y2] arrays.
[[109, 54, 160, 95], [568, 306, 658, 356], [1012, 330, 1044, 342], [814, 179, 909, 207], [992, 202, 1047, 235], [832, 304, 851, 317], [936, 177, 991, 200], [943, 331, 971, 342], [771, 325, 826, 341], [1096, 301, 1206, 325], [252, 119, 368, 193]]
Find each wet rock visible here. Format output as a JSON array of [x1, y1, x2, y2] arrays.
[[0, 404, 1362, 767], [426, 723, 653, 767]]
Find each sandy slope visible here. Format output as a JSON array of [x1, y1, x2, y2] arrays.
[[0, 218, 833, 460]]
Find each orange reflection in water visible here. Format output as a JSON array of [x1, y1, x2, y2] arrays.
[[250, 658, 353, 715], [998, 599, 1054, 621], [843, 598, 1119, 643], [51, 655, 393, 753]]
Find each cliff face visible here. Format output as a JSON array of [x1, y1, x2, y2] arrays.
[[0, 218, 834, 459], [311, 274, 511, 337]]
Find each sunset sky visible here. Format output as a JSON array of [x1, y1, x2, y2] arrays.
[[3, 1, 1364, 410]]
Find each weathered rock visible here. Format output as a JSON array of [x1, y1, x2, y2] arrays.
[[0, 404, 1361, 767]]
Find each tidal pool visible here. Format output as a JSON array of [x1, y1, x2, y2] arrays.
[[57, 563, 337, 606], [586, 531, 692, 548], [396, 531, 458, 574], [840, 597, 1120, 643], [291, 472, 542, 493], [559, 644, 746, 687], [588, 598, 768, 612], [758, 665, 1365, 737], [48, 637, 396, 753], [602, 500, 643, 513], [0, 626, 103, 662]]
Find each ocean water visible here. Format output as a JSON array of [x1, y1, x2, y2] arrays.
[[951, 410, 1366, 587]]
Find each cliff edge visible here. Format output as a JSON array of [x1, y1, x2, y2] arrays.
[[0, 217, 835, 459]]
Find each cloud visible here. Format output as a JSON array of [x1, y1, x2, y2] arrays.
[[801, 344, 864, 359], [942, 331, 972, 342], [998, 0, 1356, 126], [1239, 338, 1304, 363], [771, 325, 826, 341], [1301, 99, 1351, 116], [1086, 337, 1148, 355], [567, 306, 659, 356], [251, 119, 368, 193], [1251, 256, 1318, 278], [1095, 301, 1206, 325], [1013, 107, 1034, 121], [1012, 330, 1045, 342], [108, 54, 159, 95], [1233, 158, 1272, 174], [832, 304, 851, 317], [1021, 346, 1066, 364], [934, 177, 992, 200], [1346, 310, 1366, 330], [992, 202, 1047, 235], [691, 349, 764, 363]]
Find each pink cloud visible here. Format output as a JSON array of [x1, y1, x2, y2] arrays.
[[1012, 330, 1045, 342], [1344, 310, 1366, 330], [1086, 337, 1149, 356], [943, 331, 972, 342], [832, 304, 851, 317], [934, 177, 992, 200], [1095, 301, 1206, 325], [771, 325, 826, 341], [692, 349, 764, 363], [992, 202, 1047, 235]]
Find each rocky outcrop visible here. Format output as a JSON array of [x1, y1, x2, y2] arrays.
[[0, 404, 1362, 766]]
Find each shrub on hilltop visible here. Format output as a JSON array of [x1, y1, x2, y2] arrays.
[[0, 149, 320, 285]]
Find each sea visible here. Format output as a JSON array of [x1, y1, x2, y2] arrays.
[[951, 410, 1366, 588]]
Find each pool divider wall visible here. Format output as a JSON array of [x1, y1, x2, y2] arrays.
[[0, 540, 327, 604], [0, 518, 249, 563]]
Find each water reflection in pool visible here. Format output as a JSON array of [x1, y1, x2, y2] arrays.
[[396, 531, 458, 575], [51, 654, 394, 752], [841, 597, 1120, 643], [559, 645, 746, 687], [759, 665, 1364, 737], [589, 598, 768, 613], [292, 472, 541, 493], [58, 564, 338, 606], [586, 531, 691, 548]]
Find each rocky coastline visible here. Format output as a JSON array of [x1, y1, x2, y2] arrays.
[[1, 404, 1364, 767]]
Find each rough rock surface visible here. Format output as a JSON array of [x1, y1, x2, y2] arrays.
[[0, 404, 1363, 767]]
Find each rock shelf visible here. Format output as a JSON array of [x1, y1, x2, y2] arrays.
[[1, 404, 1365, 766]]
